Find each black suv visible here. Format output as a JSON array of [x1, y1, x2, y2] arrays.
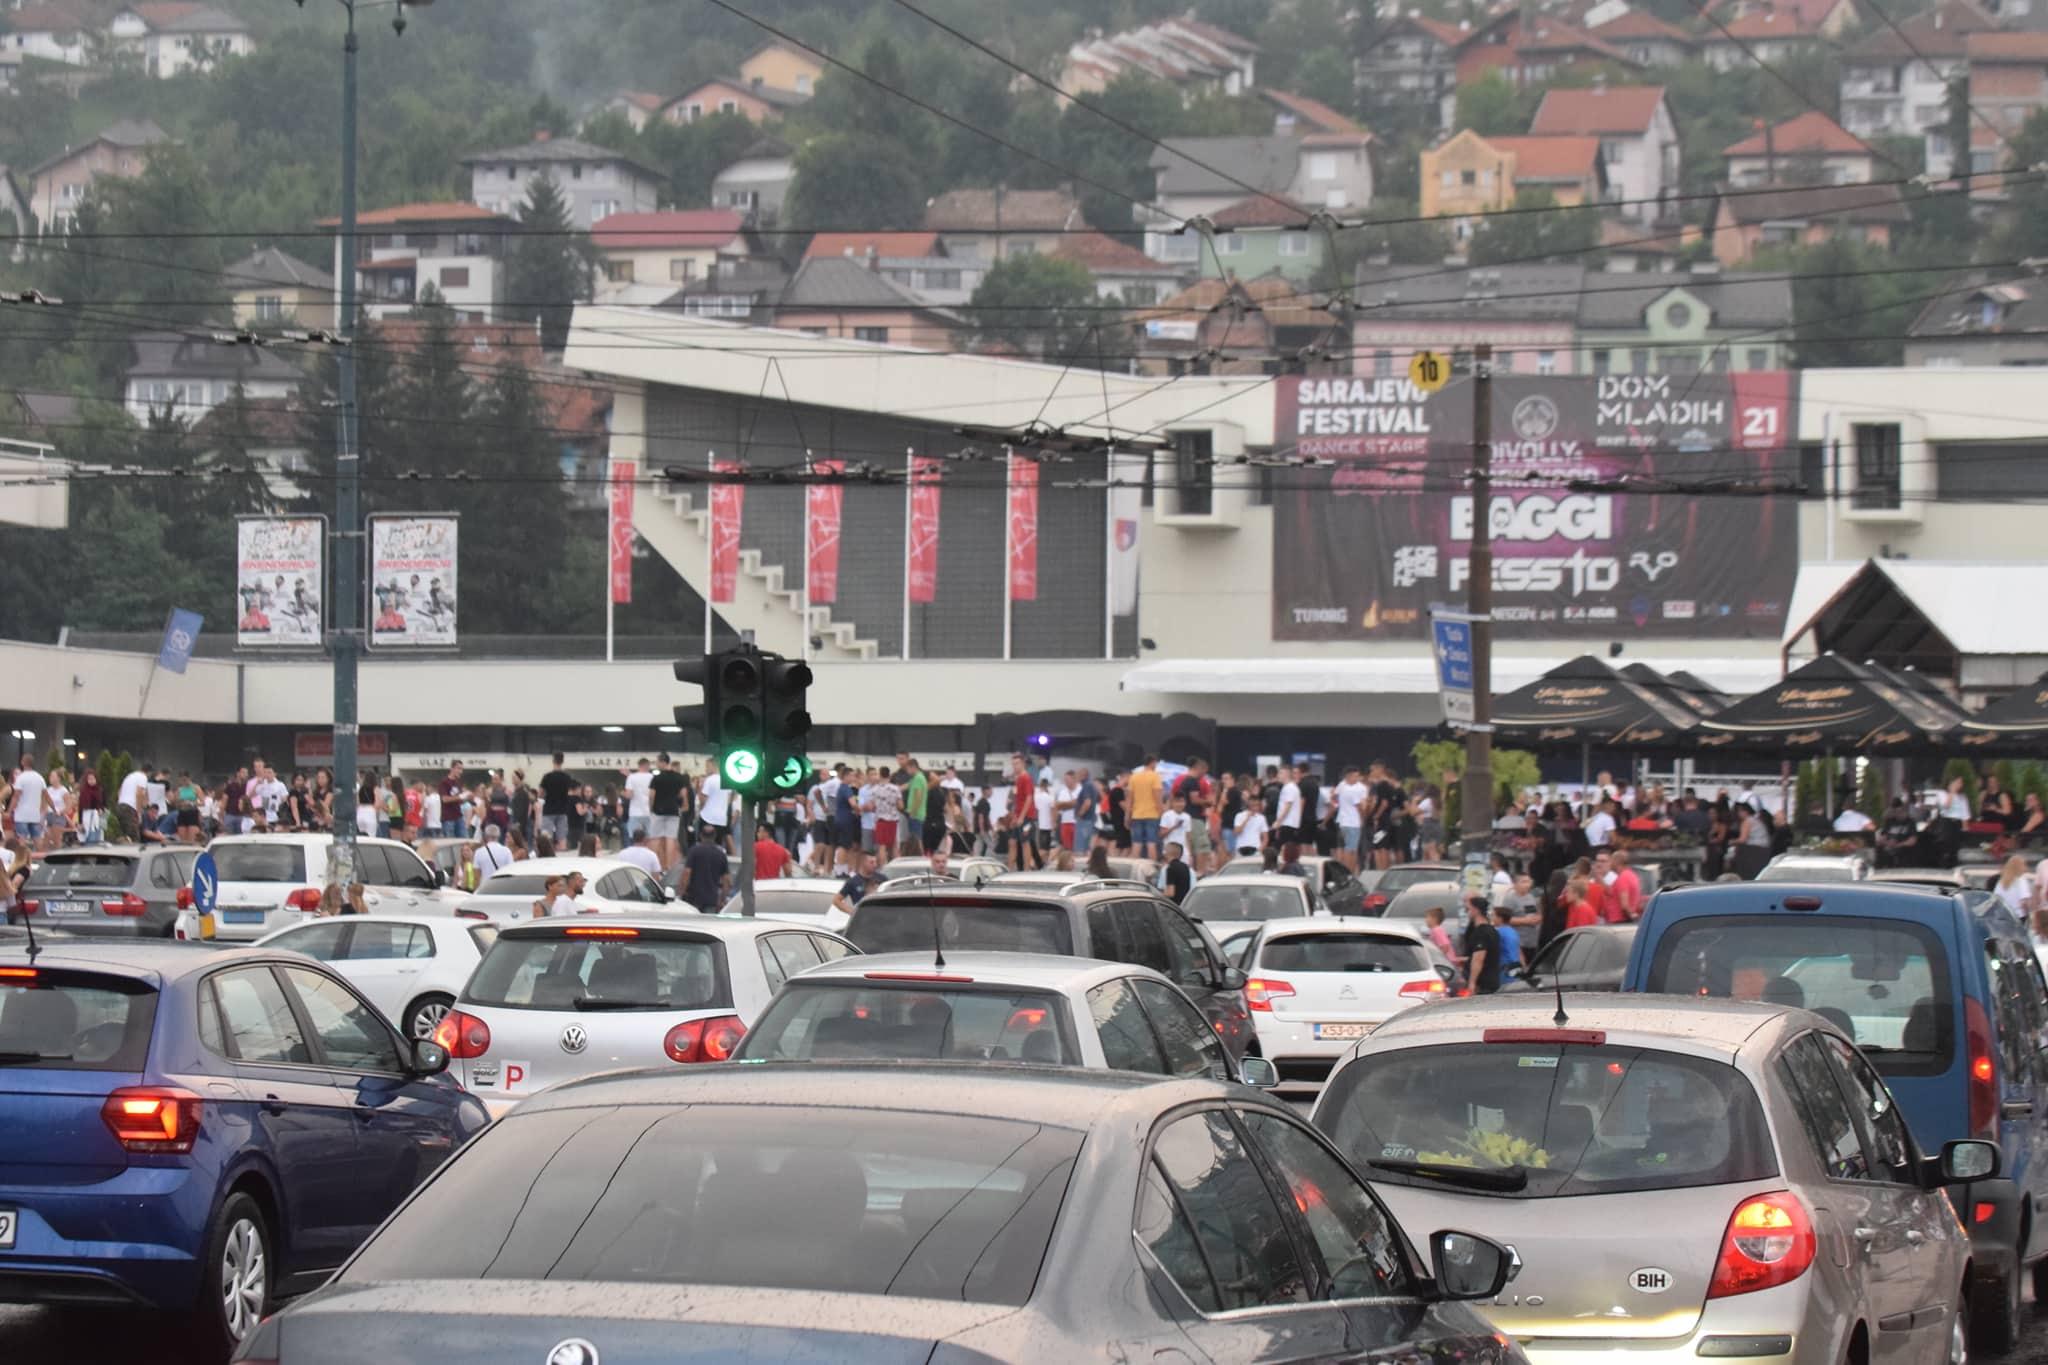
[[844, 880, 1255, 1059]]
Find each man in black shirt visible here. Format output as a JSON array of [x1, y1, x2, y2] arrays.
[[538, 753, 576, 851], [1296, 768, 1324, 854], [647, 753, 689, 872], [1160, 841, 1193, 904], [1461, 894, 1502, 995], [679, 827, 731, 912]]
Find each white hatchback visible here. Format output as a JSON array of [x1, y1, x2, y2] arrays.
[[458, 856, 680, 921], [255, 913, 499, 1041], [717, 877, 852, 930], [436, 916, 859, 1116], [1240, 917, 1452, 1093], [1179, 872, 1331, 941], [190, 833, 467, 941]]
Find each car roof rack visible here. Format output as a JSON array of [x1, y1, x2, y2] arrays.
[[877, 874, 962, 892], [1066, 877, 1159, 894]]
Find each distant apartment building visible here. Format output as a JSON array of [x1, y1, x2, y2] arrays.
[[324, 202, 516, 323], [462, 133, 664, 230]]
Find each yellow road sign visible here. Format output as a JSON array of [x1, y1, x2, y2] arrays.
[[1408, 350, 1450, 393]]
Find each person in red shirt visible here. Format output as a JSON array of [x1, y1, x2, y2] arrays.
[[1563, 875, 1599, 929], [1610, 849, 1645, 921], [753, 830, 791, 881], [1010, 754, 1040, 870], [1580, 854, 1610, 923]]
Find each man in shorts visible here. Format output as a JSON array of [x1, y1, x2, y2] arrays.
[[1008, 754, 1040, 870]]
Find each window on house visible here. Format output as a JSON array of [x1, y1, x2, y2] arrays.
[[439, 266, 469, 288], [1217, 233, 1245, 255], [1278, 232, 1309, 256], [1535, 350, 1557, 375], [1122, 282, 1157, 305], [1746, 347, 1771, 369], [1006, 240, 1036, 257], [471, 336, 491, 353], [570, 165, 583, 179], [1440, 170, 1457, 189], [1852, 422, 1903, 509], [1630, 350, 1649, 374], [603, 259, 634, 283], [669, 258, 695, 282], [1602, 139, 1626, 165], [1171, 429, 1213, 517], [1660, 350, 1700, 375], [254, 296, 283, 321], [1592, 348, 1611, 373], [1308, 152, 1337, 180], [1460, 169, 1477, 186], [928, 269, 961, 290], [854, 326, 888, 343], [719, 100, 738, 114], [1373, 349, 1393, 377], [796, 74, 813, 93], [684, 103, 702, 121]]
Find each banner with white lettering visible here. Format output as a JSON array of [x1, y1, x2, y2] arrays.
[[1271, 372, 1797, 640]]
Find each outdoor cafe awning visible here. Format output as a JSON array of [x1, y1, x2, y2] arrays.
[[1695, 653, 1961, 754], [1490, 655, 1700, 748], [1960, 670, 2048, 749]]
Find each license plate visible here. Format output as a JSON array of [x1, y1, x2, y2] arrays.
[[222, 909, 266, 925], [0, 1208, 15, 1249], [44, 900, 89, 916], [1314, 1023, 1374, 1040]]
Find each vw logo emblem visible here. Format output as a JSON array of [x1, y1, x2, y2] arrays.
[[559, 1024, 588, 1055], [546, 1340, 599, 1365]]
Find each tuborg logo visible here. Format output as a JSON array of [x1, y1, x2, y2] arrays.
[[560, 1024, 588, 1055]]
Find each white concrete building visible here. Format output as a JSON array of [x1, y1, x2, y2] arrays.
[[106, 3, 253, 77], [325, 203, 516, 324]]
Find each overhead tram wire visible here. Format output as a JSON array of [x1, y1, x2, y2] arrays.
[[1857, 0, 2015, 161]]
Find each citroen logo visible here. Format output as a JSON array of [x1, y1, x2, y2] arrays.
[[1338, 983, 1357, 1000], [546, 1341, 599, 1365], [560, 1024, 588, 1055]]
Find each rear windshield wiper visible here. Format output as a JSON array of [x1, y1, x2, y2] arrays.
[[1367, 1157, 1529, 1192], [0, 1051, 70, 1065], [570, 997, 660, 1011]]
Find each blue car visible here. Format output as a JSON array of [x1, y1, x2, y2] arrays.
[[1622, 881, 2048, 1352], [0, 939, 489, 1354]]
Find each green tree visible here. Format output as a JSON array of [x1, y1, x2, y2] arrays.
[[967, 253, 1100, 361], [1857, 760, 1887, 820], [1991, 108, 2048, 259], [1761, 236, 1920, 367], [638, 111, 758, 208], [505, 174, 596, 352], [1455, 72, 1533, 136], [1467, 189, 1600, 266], [785, 132, 927, 230]]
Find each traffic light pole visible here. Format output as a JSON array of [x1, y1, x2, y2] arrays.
[[737, 801, 756, 916], [1462, 343, 1496, 845]]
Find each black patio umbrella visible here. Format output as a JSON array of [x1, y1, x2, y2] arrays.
[[1491, 656, 1700, 748], [1958, 671, 2048, 752], [1621, 663, 1723, 724], [1693, 654, 1961, 755], [1667, 669, 1734, 714]]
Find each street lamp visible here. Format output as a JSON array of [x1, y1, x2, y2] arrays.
[[297, 0, 432, 887]]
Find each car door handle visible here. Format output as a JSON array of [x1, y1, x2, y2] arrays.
[[1854, 1225, 1877, 1243], [1905, 1230, 1926, 1246], [260, 1094, 287, 1115], [2003, 1100, 2035, 1119]]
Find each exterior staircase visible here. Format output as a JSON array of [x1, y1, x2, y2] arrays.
[[636, 488, 880, 662]]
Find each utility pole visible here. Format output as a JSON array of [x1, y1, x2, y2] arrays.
[[329, 0, 363, 889], [737, 801, 756, 916], [1461, 343, 1495, 847]]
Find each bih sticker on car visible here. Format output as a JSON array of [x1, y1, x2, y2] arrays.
[[1630, 1266, 1673, 1294]]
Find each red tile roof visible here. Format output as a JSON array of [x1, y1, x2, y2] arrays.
[[1589, 10, 1692, 42], [1530, 85, 1667, 135], [1170, 16, 1260, 53], [1708, 7, 1824, 40], [591, 209, 746, 250], [1516, 18, 1637, 64], [1209, 194, 1312, 228], [1488, 134, 1602, 180], [1967, 31, 2048, 61], [1723, 111, 1870, 157], [1052, 231, 1178, 272], [802, 231, 940, 260], [1406, 13, 1471, 46], [1260, 89, 1369, 135], [925, 188, 1085, 232], [319, 202, 510, 228], [7, 5, 89, 31], [129, 2, 201, 26]]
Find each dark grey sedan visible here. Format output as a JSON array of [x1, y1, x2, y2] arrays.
[[235, 1063, 1526, 1364]]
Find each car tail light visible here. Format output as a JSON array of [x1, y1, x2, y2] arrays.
[[101, 893, 148, 917], [285, 888, 322, 912], [1965, 997, 1997, 1140], [564, 926, 639, 938], [664, 1014, 746, 1063], [1399, 979, 1447, 998], [101, 1087, 203, 1155], [14, 900, 36, 916], [1707, 1192, 1815, 1299], [456, 908, 488, 920], [1363, 893, 1389, 914], [0, 966, 38, 981], [175, 887, 193, 910], [431, 1008, 492, 1059], [1245, 978, 1294, 1011]]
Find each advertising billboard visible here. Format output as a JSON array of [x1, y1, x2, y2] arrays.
[[235, 516, 324, 647], [369, 514, 458, 648], [1271, 371, 1797, 640]]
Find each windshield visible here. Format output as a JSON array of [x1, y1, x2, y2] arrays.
[[1758, 862, 1862, 883], [1644, 915, 1951, 1073], [749, 889, 834, 918], [211, 843, 308, 883], [24, 856, 138, 890], [343, 1104, 1083, 1305], [464, 932, 731, 1011], [736, 983, 1077, 1064], [475, 875, 560, 897], [1383, 886, 1459, 919], [1377, 867, 1449, 895], [849, 902, 1073, 956], [1321, 1041, 1777, 1198], [1260, 933, 1429, 974], [0, 970, 158, 1071], [1183, 884, 1305, 923]]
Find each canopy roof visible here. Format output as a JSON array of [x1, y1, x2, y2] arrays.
[[1696, 654, 1960, 753], [1961, 670, 2048, 745], [1490, 655, 1699, 747]]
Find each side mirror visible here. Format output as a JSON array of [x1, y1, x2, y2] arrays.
[[1938, 1139, 2000, 1184], [410, 1038, 451, 1077], [1237, 1056, 1279, 1089], [430, 866, 447, 889], [1430, 1229, 1514, 1301], [1219, 966, 1248, 992]]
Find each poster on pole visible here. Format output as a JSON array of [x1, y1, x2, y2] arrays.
[[1271, 372, 1798, 640], [1007, 453, 1038, 602], [907, 456, 943, 604], [806, 459, 845, 604], [607, 458, 635, 605], [368, 514, 459, 648], [709, 460, 743, 604], [235, 516, 325, 647]]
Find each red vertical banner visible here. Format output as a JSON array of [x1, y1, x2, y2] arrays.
[[1007, 453, 1038, 601], [709, 459, 744, 604], [1729, 369, 1793, 455], [907, 456, 943, 604], [607, 458, 635, 605], [806, 459, 844, 604]]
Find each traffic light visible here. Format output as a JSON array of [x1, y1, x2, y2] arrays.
[[762, 656, 814, 795], [713, 649, 766, 793], [671, 653, 720, 745]]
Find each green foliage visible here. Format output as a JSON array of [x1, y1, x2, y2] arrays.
[[1455, 73, 1534, 137], [1795, 757, 1838, 815], [1258, 0, 1348, 104], [1996, 759, 2021, 797], [786, 131, 927, 229], [1468, 189, 1600, 267], [1410, 739, 1539, 826], [1332, 201, 1452, 270], [967, 253, 1101, 360], [1990, 108, 2048, 260], [1754, 236, 1921, 368], [505, 175, 596, 352], [2020, 762, 2048, 814], [1857, 761, 1887, 820]]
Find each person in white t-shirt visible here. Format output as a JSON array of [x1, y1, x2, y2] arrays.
[[421, 788, 442, 836], [1232, 806, 1270, 855], [623, 759, 654, 842], [1158, 796, 1191, 852], [118, 766, 149, 829], [700, 766, 730, 839], [1033, 781, 1055, 842], [1274, 766, 1303, 838], [1584, 800, 1617, 849], [1332, 766, 1370, 871], [1833, 807, 1874, 833], [258, 772, 287, 826], [9, 763, 48, 843], [615, 828, 660, 877]]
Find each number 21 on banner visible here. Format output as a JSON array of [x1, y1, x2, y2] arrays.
[[1408, 350, 1450, 394]]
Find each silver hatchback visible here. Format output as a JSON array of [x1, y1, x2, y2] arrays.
[[1311, 994, 1993, 1364]]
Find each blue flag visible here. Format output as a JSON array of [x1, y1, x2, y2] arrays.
[[157, 609, 203, 675]]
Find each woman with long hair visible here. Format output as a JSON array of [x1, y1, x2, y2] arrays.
[[1994, 853, 2033, 916]]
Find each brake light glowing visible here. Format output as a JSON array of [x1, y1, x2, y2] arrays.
[[285, 888, 322, 913], [1398, 979, 1447, 998], [862, 972, 973, 983], [664, 1014, 746, 1063], [563, 925, 639, 938], [1245, 978, 1294, 1011], [1006, 1007, 1048, 1029], [102, 893, 148, 917], [17, 900, 38, 916], [431, 1009, 492, 1059], [1975, 1202, 1996, 1224], [1707, 1192, 1815, 1299], [1965, 997, 1997, 1140], [101, 1087, 203, 1155], [1482, 1028, 1608, 1046], [0, 967, 37, 981]]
